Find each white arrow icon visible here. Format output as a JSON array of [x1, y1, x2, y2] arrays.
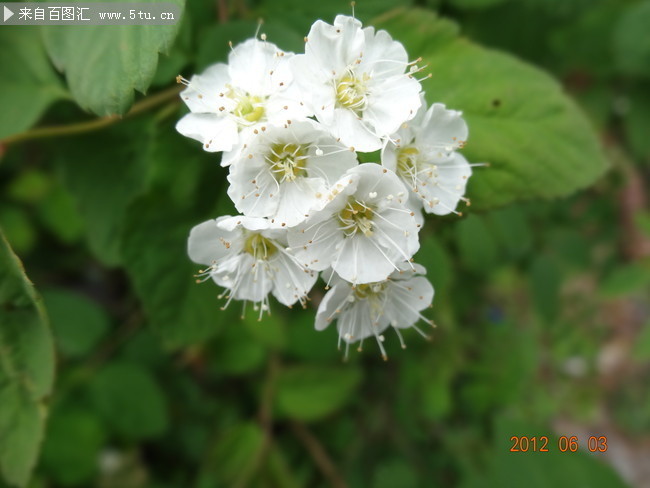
[[4, 6, 14, 22]]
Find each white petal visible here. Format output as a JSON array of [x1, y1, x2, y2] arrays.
[[274, 178, 327, 227], [334, 234, 396, 284], [217, 215, 271, 232], [228, 160, 280, 219], [187, 218, 241, 265], [176, 113, 238, 152], [315, 282, 352, 331], [228, 39, 290, 96], [418, 103, 468, 151], [328, 108, 382, 152], [419, 152, 472, 215], [306, 17, 364, 75], [357, 27, 408, 79], [288, 218, 345, 271], [365, 74, 422, 136], [269, 253, 318, 306], [384, 277, 434, 328], [180, 63, 231, 112]]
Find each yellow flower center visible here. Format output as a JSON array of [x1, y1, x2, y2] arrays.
[[335, 73, 369, 112], [354, 282, 388, 299], [226, 87, 266, 123], [243, 232, 277, 259], [338, 200, 375, 237], [396, 146, 419, 176], [267, 143, 308, 182]]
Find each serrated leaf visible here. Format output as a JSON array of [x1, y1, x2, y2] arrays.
[[0, 27, 67, 140], [42, 0, 185, 115], [376, 9, 608, 210], [276, 366, 361, 421], [0, 229, 55, 487]]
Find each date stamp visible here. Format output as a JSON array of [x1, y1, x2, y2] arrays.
[[509, 436, 608, 453]]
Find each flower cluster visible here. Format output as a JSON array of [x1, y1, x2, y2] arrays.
[[179, 14, 474, 358]]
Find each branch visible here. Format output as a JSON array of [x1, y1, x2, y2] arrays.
[[234, 353, 280, 488], [290, 421, 348, 488], [1, 85, 182, 146]]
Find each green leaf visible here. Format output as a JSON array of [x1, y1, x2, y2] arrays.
[[55, 121, 150, 265], [207, 423, 264, 486], [624, 86, 650, 162], [0, 229, 55, 487], [461, 414, 629, 488], [613, 1, 650, 78], [529, 254, 561, 321], [41, 289, 110, 359], [373, 460, 418, 488], [42, 0, 185, 115], [0, 27, 67, 140], [600, 262, 650, 297], [88, 362, 168, 440], [276, 366, 362, 421], [376, 9, 608, 209], [446, 0, 509, 10], [456, 215, 498, 274], [121, 191, 230, 347], [40, 406, 106, 486], [242, 312, 287, 350]]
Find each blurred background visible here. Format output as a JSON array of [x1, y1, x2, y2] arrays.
[[1, 0, 649, 487]]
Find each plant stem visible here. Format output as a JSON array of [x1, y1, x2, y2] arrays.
[[235, 353, 280, 488], [1, 85, 182, 146], [291, 421, 348, 488]]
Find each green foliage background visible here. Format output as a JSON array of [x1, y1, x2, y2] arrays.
[[1, 0, 649, 486]]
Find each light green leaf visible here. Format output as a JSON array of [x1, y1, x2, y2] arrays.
[[42, 0, 185, 115], [89, 362, 168, 440], [0, 28, 67, 140], [376, 9, 608, 209], [276, 366, 362, 421], [0, 229, 55, 487]]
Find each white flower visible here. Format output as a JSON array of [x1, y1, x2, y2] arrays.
[[382, 99, 472, 215], [315, 263, 435, 359], [287, 163, 420, 284], [290, 15, 423, 152], [176, 38, 307, 155], [226, 121, 358, 227], [187, 216, 317, 313]]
